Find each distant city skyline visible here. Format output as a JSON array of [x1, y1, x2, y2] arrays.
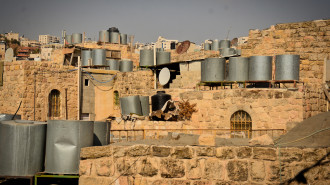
[[1, 0, 329, 44]]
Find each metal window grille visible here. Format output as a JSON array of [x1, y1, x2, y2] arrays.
[[49, 90, 60, 118], [230, 110, 252, 138], [114, 91, 119, 106]]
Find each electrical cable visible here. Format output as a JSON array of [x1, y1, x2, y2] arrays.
[[82, 70, 116, 84]]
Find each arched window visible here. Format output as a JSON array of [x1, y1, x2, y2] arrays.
[[230, 110, 252, 138], [49, 89, 61, 118], [114, 91, 119, 106]]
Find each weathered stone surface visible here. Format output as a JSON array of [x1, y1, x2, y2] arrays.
[[187, 159, 203, 180], [236, 147, 252, 159], [280, 148, 303, 163], [171, 180, 191, 185], [79, 176, 115, 185], [204, 158, 223, 180], [192, 180, 213, 185], [250, 161, 265, 181], [252, 147, 276, 161], [198, 134, 215, 146], [227, 160, 248, 181], [249, 134, 274, 146], [138, 158, 158, 177], [79, 160, 92, 176], [116, 158, 137, 176], [216, 147, 235, 159], [302, 148, 326, 162], [160, 159, 185, 178], [172, 146, 194, 159], [95, 157, 114, 176], [195, 147, 215, 157], [127, 145, 151, 157], [152, 146, 171, 157]]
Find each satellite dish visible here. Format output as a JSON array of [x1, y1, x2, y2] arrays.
[[5, 48, 14, 62], [176, 40, 191, 54], [159, 67, 170, 85]]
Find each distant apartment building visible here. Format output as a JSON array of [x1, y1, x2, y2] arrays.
[[39, 35, 59, 45], [21, 40, 40, 47], [5, 32, 19, 41], [155, 36, 178, 50], [238, 37, 249, 45], [0, 42, 5, 60]]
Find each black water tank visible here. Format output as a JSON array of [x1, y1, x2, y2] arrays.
[[151, 91, 171, 111], [108, 27, 120, 33]]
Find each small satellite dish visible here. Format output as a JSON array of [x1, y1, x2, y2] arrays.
[[159, 67, 170, 85], [5, 48, 14, 62]]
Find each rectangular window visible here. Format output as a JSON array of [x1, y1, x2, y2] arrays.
[[84, 79, 89, 86]]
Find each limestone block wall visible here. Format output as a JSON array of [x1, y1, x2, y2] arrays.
[[239, 19, 330, 118], [0, 60, 78, 121], [79, 144, 330, 185]]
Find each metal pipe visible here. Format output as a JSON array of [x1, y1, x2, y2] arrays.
[[77, 56, 81, 120], [65, 88, 68, 120], [153, 46, 157, 89]]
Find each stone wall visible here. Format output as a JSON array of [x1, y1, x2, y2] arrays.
[[239, 19, 330, 118], [79, 144, 330, 185], [0, 60, 78, 121]]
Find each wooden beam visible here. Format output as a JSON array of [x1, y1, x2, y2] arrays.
[[82, 68, 119, 75]]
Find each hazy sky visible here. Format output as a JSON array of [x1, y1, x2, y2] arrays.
[[1, 0, 329, 44]]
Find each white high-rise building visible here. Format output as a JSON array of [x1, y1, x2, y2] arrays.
[[39, 35, 59, 45]]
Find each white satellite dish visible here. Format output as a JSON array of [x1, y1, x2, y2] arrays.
[[159, 67, 170, 85], [5, 48, 14, 62]]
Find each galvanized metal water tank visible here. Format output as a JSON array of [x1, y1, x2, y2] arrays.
[[120, 33, 127, 44], [81, 50, 92, 66], [93, 121, 111, 146], [220, 40, 230, 48], [0, 120, 47, 176], [108, 59, 120, 70], [72, 33, 82, 44], [211, 40, 220, 51], [228, 57, 249, 81], [156, 51, 171, 65], [0, 114, 21, 121], [65, 35, 72, 44], [99, 30, 109, 42], [120, 96, 143, 115], [45, 120, 93, 174], [201, 58, 226, 82], [92, 49, 106, 66], [140, 96, 150, 116], [275, 55, 300, 80], [220, 48, 237, 57], [151, 91, 171, 111], [140, 49, 154, 67], [249, 56, 273, 81], [119, 60, 133, 72], [110, 32, 119, 44], [204, 43, 211, 51]]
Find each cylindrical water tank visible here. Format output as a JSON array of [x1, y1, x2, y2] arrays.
[[119, 60, 133, 72], [201, 58, 226, 82], [211, 40, 220, 51], [92, 49, 106, 66], [99, 30, 109, 42], [108, 59, 120, 70], [65, 35, 72, 45], [140, 49, 154, 67], [110, 32, 119, 44], [140, 96, 150, 116], [45, 120, 94, 174], [120, 96, 143, 115], [156, 51, 171, 65], [220, 40, 231, 48], [72, 33, 82, 44], [0, 120, 47, 176], [204, 43, 211, 51], [249, 56, 273, 81], [275, 55, 300, 80], [151, 91, 171, 111], [120, 33, 127, 44], [0, 114, 21, 121], [220, 48, 237, 57], [93, 121, 111, 146], [81, 50, 92, 66], [228, 57, 249, 81]]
